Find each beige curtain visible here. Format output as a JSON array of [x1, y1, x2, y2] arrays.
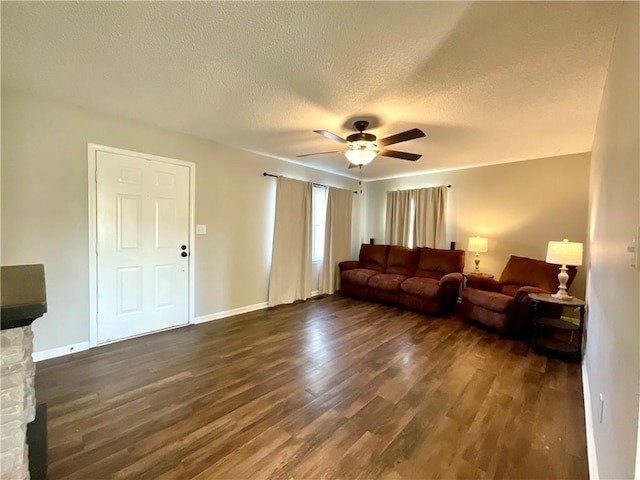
[[268, 177, 313, 306], [385, 189, 413, 246], [319, 187, 353, 295], [414, 186, 448, 248]]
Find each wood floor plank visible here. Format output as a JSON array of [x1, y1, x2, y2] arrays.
[[460, 390, 513, 473], [446, 369, 496, 426], [35, 294, 588, 479]]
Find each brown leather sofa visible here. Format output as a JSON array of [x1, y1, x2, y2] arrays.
[[460, 255, 577, 336], [339, 244, 465, 316]]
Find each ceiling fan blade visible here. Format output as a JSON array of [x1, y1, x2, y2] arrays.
[[314, 130, 348, 144], [378, 149, 422, 161], [296, 150, 343, 158], [377, 128, 426, 147]]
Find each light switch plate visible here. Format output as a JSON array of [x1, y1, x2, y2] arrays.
[[196, 224, 207, 235]]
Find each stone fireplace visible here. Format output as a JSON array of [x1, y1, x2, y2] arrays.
[[1, 265, 47, 480]]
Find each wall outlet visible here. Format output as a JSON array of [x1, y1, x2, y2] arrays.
[[196, 224, 207, 235]]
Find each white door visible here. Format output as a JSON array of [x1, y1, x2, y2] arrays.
[[96, 150, 190, 344]]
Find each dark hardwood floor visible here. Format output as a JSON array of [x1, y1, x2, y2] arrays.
[[36, 294, 588, 479]]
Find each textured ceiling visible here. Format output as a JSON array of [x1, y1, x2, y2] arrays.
[[1, 1, 621, 180]]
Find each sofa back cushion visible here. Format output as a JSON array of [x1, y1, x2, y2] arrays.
[[415, 247, 465, 280], [499, 255, 577, 294], [386, 246, 420, 276], [358, 244, 390, 273]]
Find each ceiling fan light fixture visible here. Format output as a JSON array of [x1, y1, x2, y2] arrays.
[[300, 121, 425, 166], [345, 141, 378, 166]]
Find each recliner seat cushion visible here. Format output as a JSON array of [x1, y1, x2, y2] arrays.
[[461, 288, 513, 313], [400, 277, 441, 300], [501, 284, 522, 297], [368, 273, 408, 292], [341, 268, 379, 287]]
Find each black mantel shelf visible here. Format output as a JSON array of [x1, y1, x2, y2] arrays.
[[1, 264, 47, 330]]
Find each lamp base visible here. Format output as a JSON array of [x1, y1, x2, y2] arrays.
[[552, 291, 574, 300], [473, 253, 481, 273], [553, 265, 572, 299]]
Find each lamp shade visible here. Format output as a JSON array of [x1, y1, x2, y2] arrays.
[[546, 239, 583, 266], [468, 236, 488, 253], [345, 148, 377, 166]]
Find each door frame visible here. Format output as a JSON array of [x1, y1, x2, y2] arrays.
[[87, 143, 196, 347]]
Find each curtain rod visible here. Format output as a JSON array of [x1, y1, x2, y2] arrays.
[[263, 172, 358, 194], [392, 184, 451, 189]]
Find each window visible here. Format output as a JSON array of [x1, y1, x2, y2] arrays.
[[312, 185, 327, 262]]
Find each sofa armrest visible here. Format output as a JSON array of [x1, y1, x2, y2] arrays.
[[339, 261, 360, 272], [439, 272, 463, 286], [465, 274, 502, 292]]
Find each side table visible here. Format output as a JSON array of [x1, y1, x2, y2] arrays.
[[463, 272, 495, 279], [528, 293, 586, 360], [462, 272, 494, 289]]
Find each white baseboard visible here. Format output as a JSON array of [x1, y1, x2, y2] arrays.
[[582, 362, 600, 480], [193, 302, 269, 324], [33, 341, 89, 363]]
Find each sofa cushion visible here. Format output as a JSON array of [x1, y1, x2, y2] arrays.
[[415, 247, 465, 279], [358, 244, 390, 273], [386, 246, 420, 276], [341, 268, 379, 287], [400, 277, 441, 300], [461, 287, 513, 313], [369, 273, 408, 292]]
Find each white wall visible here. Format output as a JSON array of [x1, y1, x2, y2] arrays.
[[364, 153, 590, 297], [1, 90, 358, 355], [586, 2, 639, 478]]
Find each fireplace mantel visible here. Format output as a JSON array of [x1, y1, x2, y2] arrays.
[[1, 264, 47, 330], [1, 264, 47, 480]]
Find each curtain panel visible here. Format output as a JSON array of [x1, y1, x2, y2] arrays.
[[414, 185, 448, 248], [385, 185, 448, 248], [268, 177, 313, 307], [385, 189, 413, 246], [319, 187, 353, 295]]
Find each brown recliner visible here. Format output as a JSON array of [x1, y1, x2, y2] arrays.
[[460, 255, 577, 336]]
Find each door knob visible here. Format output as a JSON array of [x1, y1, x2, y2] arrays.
[[181, 252, 188, 257], [181, 245, 187, 250]]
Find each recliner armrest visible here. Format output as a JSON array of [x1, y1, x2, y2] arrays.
[[339, 261, 360, 272], [515, 286, 548, 296], [439, 272, 463, 286], [512, 286, 552, 313], [465, 275, 501, 292]]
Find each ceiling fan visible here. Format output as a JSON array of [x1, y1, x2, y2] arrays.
[[297, 120, 426, 168]]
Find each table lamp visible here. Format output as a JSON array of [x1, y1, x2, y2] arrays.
[[546, 239, 583, 299], [468, 236, 488, 273]]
